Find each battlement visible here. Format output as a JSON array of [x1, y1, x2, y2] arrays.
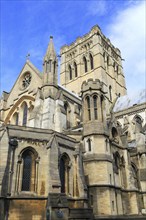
[[81, 78, 106, 93], [60, 25, 121, 59]]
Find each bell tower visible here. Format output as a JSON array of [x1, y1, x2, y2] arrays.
[[43, 36, 58, 85]]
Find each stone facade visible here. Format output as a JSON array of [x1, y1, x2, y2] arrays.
[[0, 25, 146, 220]]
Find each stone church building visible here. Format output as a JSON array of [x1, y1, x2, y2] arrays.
[[0, 25, 146, 220]]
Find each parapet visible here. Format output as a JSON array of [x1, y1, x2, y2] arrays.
[[60, 24, 121, 59], [81, 79, 106, 93]]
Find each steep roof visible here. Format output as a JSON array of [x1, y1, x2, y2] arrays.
[[114, 89, 146, 112]]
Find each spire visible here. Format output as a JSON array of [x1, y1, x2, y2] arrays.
[[44, 36, 56, 62], [43, 36, 58, 85]]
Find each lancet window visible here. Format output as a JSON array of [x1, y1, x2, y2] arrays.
[[89, 53, 94, 70], [83, 56, 88, 73], [86, 96, 91, 120], [69, 65, 72, 80], [74, 62, 78, 77], [59, 153, 70, 194], [93, 95, 98, 120], [22, 102, 28, 126]]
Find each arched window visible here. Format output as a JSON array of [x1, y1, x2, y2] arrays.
[[69, 65, 72, 80], [87, 138, 92, 151], [74, 62, 78, 77], [22, 102, 28, 126], [53, 61, 56, 74], [101, 95, 104, 121], [113, 152, 120, 174], [59, 154, 70, 193], [22, 152, 32, 191], [131, 163, 139, 188], [49, 60, 52, 72], [21, 149, 38, 192], [83, 56, 88, 73], [112, 127, 119, 143], [15, 148, 39, 193], [64, 102, 71, 128], [109, 86, 112, 101], [86, 96, 91, 120], [13, 112, 19, 125], [93, 95, 98, 120], [134, 115, 143, 133], [89, 53, 94, 70]]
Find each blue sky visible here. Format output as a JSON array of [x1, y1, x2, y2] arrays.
[[0, 0, 145, 95]]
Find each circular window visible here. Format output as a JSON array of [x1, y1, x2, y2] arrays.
[[21, 72, 32, 89]]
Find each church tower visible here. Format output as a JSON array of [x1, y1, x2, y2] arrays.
[[60, 25, 127, 102], [43, 36, 58, 85]]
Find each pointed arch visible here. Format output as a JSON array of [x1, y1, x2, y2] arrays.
[[68, 64, 72, 80], [4, 96, 35, 125], [87, 138, 92, 151], [12, 112, 19, 125], [89, 53, 94, 70], [59, 153, 70, 194], [22, 102, 28, 126], [86, 96, 91, 120], [113, 151, 120, 174], [18, 147, 39, 192], [64, 102, 71, 128], [74, 62, 78, 77], [133, 115, 143, 133], [83, 56, 88, 73], [131, 163, 139, 188], [109, 85, 112, 101], [93, 94, 98, 120]]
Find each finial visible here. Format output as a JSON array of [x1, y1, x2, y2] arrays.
[[26, 53, 30, 61], [50, 36, 53, 39]]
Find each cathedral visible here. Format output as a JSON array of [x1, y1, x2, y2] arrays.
[[0, 25, 146, 220]]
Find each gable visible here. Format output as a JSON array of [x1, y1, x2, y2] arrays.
[[5, 60, 43, 109]]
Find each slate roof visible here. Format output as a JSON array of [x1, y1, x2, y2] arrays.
[[114, 89, 146, 112]]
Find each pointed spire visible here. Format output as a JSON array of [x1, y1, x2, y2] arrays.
[[44, 36, 56, 62], [43, 36, 58, 85]]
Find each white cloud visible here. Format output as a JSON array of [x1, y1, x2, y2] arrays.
[[87, 0, 107, 16], [107, 1, 145, 94]]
